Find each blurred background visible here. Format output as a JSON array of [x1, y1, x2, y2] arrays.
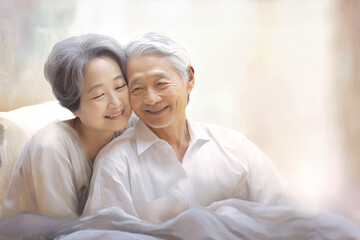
[[0, 0, 359, 218]]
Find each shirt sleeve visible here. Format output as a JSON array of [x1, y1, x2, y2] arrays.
[[234, 137, 289, 205], [83, 151, 138, 218], [3, 139, 79, 219]]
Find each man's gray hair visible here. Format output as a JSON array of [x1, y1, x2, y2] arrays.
[[44, 33, 126, 112], [124, 33, 191, 82]]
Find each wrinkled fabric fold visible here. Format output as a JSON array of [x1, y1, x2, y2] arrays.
[[1, 199, 359, 240]]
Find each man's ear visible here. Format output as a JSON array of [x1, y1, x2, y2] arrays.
[[186, 66, 195, 92]]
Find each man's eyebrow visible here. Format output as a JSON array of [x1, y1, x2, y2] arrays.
[[128, 78, 139, 87], [153, 73, 167, 79], [129, 73, 168, 86]]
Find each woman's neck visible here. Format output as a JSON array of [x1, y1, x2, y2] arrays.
[[69, 118, 113, 163]]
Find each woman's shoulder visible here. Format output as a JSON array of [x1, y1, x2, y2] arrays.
[[15, 120, 89, 171], [26, 120, 78, 152]]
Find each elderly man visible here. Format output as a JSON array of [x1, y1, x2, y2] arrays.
[[84, 33, 288, 223]]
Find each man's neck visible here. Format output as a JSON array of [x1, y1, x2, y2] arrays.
[[149, 118, 190, 163]]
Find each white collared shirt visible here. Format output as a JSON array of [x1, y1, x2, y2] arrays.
[[84, 119, 287, 223]]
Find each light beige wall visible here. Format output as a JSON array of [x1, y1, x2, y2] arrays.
[[1, 0, 357, 213], [0, 0, 78, 110]]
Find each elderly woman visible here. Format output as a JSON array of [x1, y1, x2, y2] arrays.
[[2, 34, 132, 219]]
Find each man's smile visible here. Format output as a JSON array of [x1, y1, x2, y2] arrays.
[[144, 105, 169, 115]]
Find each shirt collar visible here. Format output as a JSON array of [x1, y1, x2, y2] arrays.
[[134, 120, 160, 155], [134, 119, 210, 156], [186, 120, 210, 144]]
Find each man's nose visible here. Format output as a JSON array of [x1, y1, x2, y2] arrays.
[[144, 89, 161, 105]]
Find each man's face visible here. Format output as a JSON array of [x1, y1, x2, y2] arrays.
[[126, 54, 193, 129]]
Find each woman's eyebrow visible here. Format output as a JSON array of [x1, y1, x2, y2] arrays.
[[87, 83, 103, 93], [113, 74, 123, 80], [87, 74, 124, 93]]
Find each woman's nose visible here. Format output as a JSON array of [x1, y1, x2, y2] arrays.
[[108, 92, 122, 109]]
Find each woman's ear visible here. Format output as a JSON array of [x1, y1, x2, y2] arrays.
[[186, 66, 195, 92], [72, 110, 79, 118]]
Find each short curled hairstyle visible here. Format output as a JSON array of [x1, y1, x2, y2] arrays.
[[124, 33, 191, 83], [44, 33, 126, 112]]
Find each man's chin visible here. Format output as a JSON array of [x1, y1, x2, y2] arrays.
[[146, 122, 171, 129], [143, 119, 172, 129]]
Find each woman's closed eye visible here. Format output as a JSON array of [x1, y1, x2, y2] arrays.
[[116, 84, 127, 91], [92, 93, 105, 99]]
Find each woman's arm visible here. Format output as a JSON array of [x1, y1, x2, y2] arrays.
[[3, 135, 80, 219]]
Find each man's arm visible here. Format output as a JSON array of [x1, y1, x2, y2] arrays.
[[234, 137, 289, 205]]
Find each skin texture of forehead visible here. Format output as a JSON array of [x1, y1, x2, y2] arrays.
[[126, 54, 182, 83]]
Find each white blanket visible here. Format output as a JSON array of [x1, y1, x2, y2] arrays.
[[1, 199, 359, 240]]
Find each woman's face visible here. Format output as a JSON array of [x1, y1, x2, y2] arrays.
[[73, 56, 132, 135]]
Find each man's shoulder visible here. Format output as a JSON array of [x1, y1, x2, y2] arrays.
[[190, 120, 247, 140], [189, 120, 259, 156]]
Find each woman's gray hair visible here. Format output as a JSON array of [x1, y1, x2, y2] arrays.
[[124, 33, 191, 82], [44, 33, 126, 112]]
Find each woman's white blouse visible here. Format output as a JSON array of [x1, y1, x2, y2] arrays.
[[2, 121, 91, 219]]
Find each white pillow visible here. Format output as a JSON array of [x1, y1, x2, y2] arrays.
[[0, 101, 74, 209]]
